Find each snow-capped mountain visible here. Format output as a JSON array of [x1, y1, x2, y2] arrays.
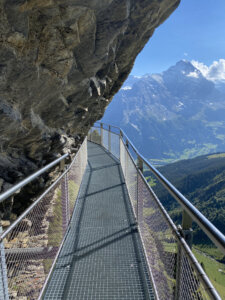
[[101, 60, 225, 162]]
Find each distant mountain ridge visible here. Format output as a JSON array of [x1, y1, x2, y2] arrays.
[[102, 60, 225, 161]]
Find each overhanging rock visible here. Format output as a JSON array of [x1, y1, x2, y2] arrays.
[[0, 0, 180, 197]]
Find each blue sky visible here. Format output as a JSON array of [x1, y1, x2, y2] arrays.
[[131, 0, 225, 75]]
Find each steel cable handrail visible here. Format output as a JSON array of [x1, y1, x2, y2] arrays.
[[95, 121, 225, 255]]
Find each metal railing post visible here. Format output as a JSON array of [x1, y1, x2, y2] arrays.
[[0, 227, 9, 300], [137, 156, 143, 173], [119, 130, 123, 161], [100, 123, 103, 146], [181, 210, 193, 248], [175, 210, 193, 299], [137, 156, 143, 229], [137, 156, 144, 227], [175, 240, 182, 300], [90, 129, 92, 142], [61, 173, 69, 235], [60, 158, 65, 172], [108, 125, 111, 153], [125, 139, 129, 179]]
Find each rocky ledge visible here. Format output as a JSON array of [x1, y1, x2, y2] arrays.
[[0, 0, 180, 215]]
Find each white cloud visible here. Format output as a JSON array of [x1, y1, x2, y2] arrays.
[[151, 74, 163, 84], [191, 59, 225, 81], [184, 52, 188, 57], [187, 71, 199, 78], [130, 123, 140, 132], [121, 86, 132, 90], [208, 59, 225, 80]]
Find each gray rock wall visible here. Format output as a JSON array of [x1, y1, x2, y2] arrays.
[[0, 0, 180, 196]]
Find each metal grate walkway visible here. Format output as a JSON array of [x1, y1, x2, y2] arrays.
[[43, 142, 155, 300]]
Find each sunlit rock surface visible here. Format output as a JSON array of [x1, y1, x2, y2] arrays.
[[0, 0, 180, 199]]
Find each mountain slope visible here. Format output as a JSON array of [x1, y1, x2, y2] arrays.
[[102, 60, 225, 161], [146, 153, 225, 246]]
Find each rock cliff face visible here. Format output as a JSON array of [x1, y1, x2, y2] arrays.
[[0, 0, 180, 197]]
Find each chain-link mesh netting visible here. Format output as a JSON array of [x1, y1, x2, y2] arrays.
[[88, 128, 101, 145], [137, 173, 177, 299], [88, 126, 120, 160], [110, 132, 120, 160], [120, 140, 138, 217], [67, 139, 87, 219], [137, 172, 219, 300], [0, 139, 87, 300], [0, 227, 8, 299], [102, 128, 109, 150], [120, 138, 126, 174], [176, 246, 211, 300], [120, 137, 218, 300]]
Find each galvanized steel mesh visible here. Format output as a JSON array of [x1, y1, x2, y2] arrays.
[[176, 246, 211, 300], [1, 121, 221, 299], [120, 141, 138, 217], [119, 135, 220, 300], [67, 141, 87, 219], [0, 139, 87, 300], [102, 128, 109, 150], [137, 173, 177, 299], [120, 140, 176, 298], [120, 137, 126, 174], [88, 125, 120, 160], [110, 132, 120, 159], [88, 127, 101, 145]]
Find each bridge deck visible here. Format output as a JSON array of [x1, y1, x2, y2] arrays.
[[43, 142, 154, 300]]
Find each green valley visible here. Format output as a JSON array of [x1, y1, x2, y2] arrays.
[[145, 152, 225, 257], [144, 152, 225, 297]]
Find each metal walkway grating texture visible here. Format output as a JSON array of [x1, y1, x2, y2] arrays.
[[43, 142, 155, 300]]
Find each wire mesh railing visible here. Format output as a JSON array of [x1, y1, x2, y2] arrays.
[[88, 123, 120, 160], [88, 126, 101, 145], [177, 246, 211, 300], [1, 120, 223, 299], [136, 170, 177, 300], [0, 138, 87, 300], [120, 139, 138, 217], [89, 122, 224, 300]]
